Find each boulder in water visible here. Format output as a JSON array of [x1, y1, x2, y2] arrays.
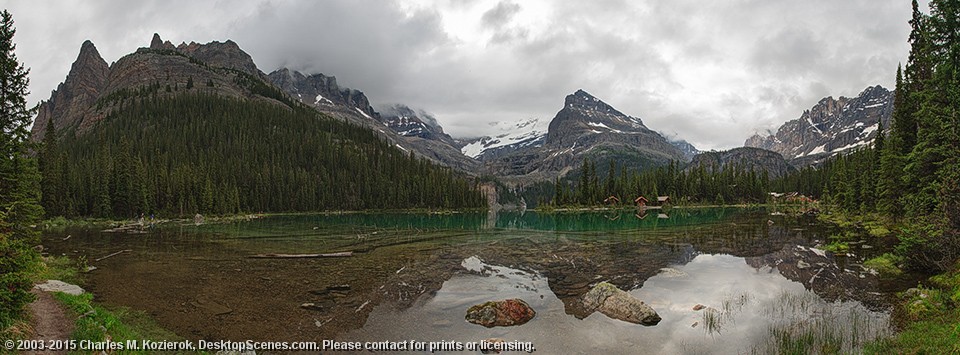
[[465, 299, 536, 327], [582, 282, 660, 326]]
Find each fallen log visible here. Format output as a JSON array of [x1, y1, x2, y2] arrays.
[[96, 249, 132, 262], [249, 252, 353, 259]]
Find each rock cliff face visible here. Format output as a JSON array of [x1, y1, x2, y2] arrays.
[[32, 40, 109, 138], [32, 34, 274, 140], [745, 86, 892, 166], [31, 34, 480, 172], [688, 147, 794, 178], [176, 39, 261, 77], [374, 104, 454, 145], [482, 90, 686, 180], [667, 138, 699, 162], [266, 69, 479, 172], [267, 68, 378, 122]]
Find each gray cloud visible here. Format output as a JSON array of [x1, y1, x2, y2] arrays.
[[481, 1, 520, 28], [9, 0, 925, 150]]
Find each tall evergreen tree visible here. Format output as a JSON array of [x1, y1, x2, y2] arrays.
[[879, 66, 909, 215], [0, 10, 40, 227], [0, 9, 40, 329]]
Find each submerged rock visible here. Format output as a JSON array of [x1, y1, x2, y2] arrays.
[[582, 282, 660, 326], [465, 299, 536, 327], [300, 303, 324, 311], [480, 338, 505, 354]]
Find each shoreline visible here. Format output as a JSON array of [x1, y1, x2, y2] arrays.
[[38, 203, 815, 229]]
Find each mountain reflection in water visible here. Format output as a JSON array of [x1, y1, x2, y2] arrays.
[[41, 208, 904, 353], [347, 253, 890, 354]]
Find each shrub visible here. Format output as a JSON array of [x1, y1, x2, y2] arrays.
[[864, 253, 904, 277], [0, 235, 38, 328], [896, 218, 959, 272]]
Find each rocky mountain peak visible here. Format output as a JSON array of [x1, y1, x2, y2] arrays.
[[481, 90, 685, 178], [266, 68, 478, 172], [546, 89, 649, 146], [745, 85, 893, 166], [175, 36, 260, 76], [79, 39, 98, 56], [150, 33, 163, 49], [375, 104, 456, 145], [564, 89, 625, 117], [74, 40, 108, 73], [31, 39, 110, 140], [665, 137, 700, 162], [148, 33, 175, 50], [267, 68, 378, 120]]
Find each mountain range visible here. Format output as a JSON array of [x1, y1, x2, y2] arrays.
[[33, 34, 892, 192], [480, 89, 688, 180], [745, 85, 892, 166]]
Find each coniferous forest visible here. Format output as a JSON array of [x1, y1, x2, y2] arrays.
[[775, 0, 960, 272], [38, 94, 486, 218], [552, 160, 770, 206]]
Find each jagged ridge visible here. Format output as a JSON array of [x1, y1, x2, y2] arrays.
[[745, 86, 893, 165]]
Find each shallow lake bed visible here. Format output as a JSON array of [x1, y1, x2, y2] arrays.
[[41, 208, 910, 354]]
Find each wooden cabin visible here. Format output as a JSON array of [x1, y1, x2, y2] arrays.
[[634, 196, 649, 207], [657, 196, 671, 205], [603, 195, 621, 205]]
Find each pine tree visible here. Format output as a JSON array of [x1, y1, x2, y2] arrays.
[[879, 66, 910, 216], [39, 120, 63, 216], [0, 10, 39, 224], [0, 9, 40, 329], [605, 160, 616, 198], [904, 0, 960, 216]]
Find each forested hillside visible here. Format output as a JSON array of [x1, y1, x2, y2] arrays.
[[775, 0, 959, 271], [39, 94, 485, 218], [553, 159, 771, 206]]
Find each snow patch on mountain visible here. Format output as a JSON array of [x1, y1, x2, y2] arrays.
[[461, 118, 549, 159]]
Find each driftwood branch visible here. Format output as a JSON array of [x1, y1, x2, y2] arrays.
[[96, 249, 132, 262], [249, 252, 353, 259]]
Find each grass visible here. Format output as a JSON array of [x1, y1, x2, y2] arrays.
[[31, 255, 86, 285], [53, 292, 200, 355], [864, 253, 904, 277], [817, 211, 896, 238], [864, 268, 960, 354], [865, 313, 960, 354], [700, 292, 753, 336], [702, 307, 723, 334], [815, 205, 960, 353], [823, 239, 851, 254], [754, 290, 892, 355], [19, 254, 199, 355]]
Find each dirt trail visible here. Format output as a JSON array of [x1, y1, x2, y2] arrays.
[[25, 289, 74, 355]]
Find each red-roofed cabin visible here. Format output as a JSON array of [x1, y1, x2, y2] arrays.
[[603, 196, 621, 205], [634, 196, 649, 207]]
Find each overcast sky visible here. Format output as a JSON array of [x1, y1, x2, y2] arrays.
[[6, 0, 925, 150]]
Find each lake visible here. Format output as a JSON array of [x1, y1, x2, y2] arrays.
[[41, 207, 910, 354]]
